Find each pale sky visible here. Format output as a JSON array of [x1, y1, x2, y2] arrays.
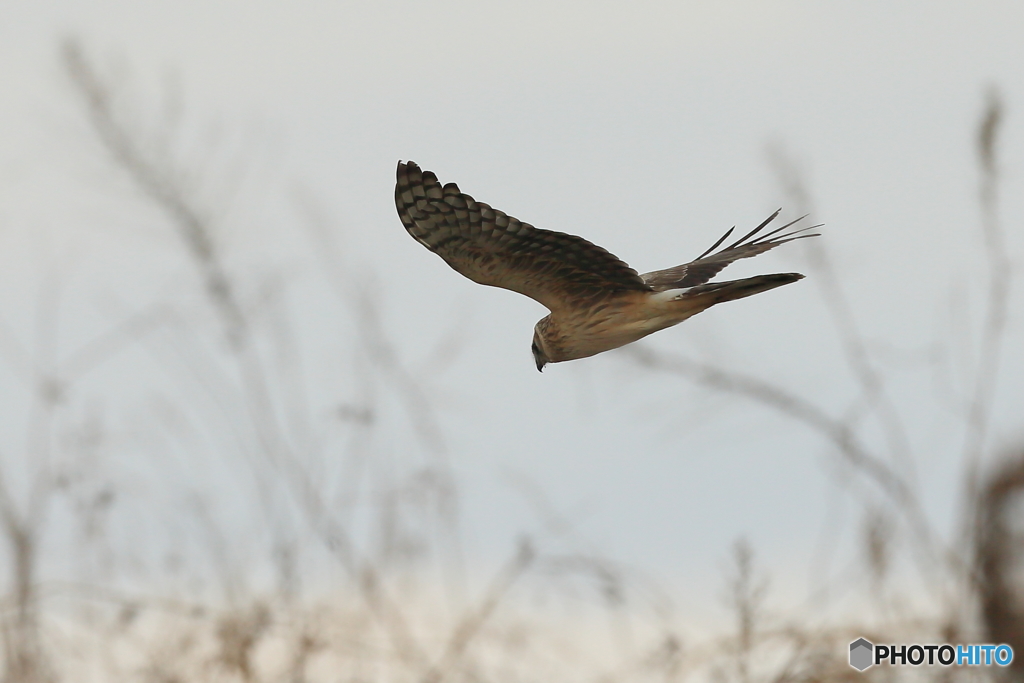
[[1, 0, 1022, 619]]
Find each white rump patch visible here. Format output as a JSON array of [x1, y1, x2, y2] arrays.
[[650, 288, 691, 303]]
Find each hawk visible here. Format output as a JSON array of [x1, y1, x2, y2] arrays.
[[395, 161, 817, 371]]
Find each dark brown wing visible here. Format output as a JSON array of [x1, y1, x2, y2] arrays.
[[640, 210, 819, 291], [396, 161, 650, 313]]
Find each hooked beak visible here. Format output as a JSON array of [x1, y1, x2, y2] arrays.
[[532, 340, 547, 372]]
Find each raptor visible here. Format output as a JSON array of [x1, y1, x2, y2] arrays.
[[395, 161, 817, 371]]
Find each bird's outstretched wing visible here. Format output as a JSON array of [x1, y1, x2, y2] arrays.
[[396, 161, 651, 313], [640, 210, 819, 291]]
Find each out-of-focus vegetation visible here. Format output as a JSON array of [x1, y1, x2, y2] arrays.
[[0, 41, 1019, 682]]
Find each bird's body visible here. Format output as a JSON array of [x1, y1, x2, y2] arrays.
[[532, 274, 803, 364], [395, 161, 817, 371]]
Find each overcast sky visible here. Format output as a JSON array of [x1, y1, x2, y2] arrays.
[[1, 0, 1022, 618]]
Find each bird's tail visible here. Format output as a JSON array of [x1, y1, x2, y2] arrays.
[[677, 272, 804, 306]]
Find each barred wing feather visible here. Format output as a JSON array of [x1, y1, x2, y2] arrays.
[[396, 161, 651, 314]]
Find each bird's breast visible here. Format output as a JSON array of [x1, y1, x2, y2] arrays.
[[545, 291, 689, 361]]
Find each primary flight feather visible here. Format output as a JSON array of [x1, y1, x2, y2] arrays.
[[395, 161, 817, 371]]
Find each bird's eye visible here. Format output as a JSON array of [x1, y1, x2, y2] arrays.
[[531, 342, 539, 354]]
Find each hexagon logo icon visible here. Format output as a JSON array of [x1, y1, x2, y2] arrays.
[[849, 638, 874, 671]]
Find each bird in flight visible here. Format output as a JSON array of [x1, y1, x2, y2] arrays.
[[395, 161, 818, 372]]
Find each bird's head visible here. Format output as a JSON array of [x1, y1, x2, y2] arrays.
[[531, 329, 549, 372]]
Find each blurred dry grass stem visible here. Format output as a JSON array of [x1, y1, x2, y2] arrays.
[[975, 449, 1024, 679], [963, 89, 1010, 523]]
